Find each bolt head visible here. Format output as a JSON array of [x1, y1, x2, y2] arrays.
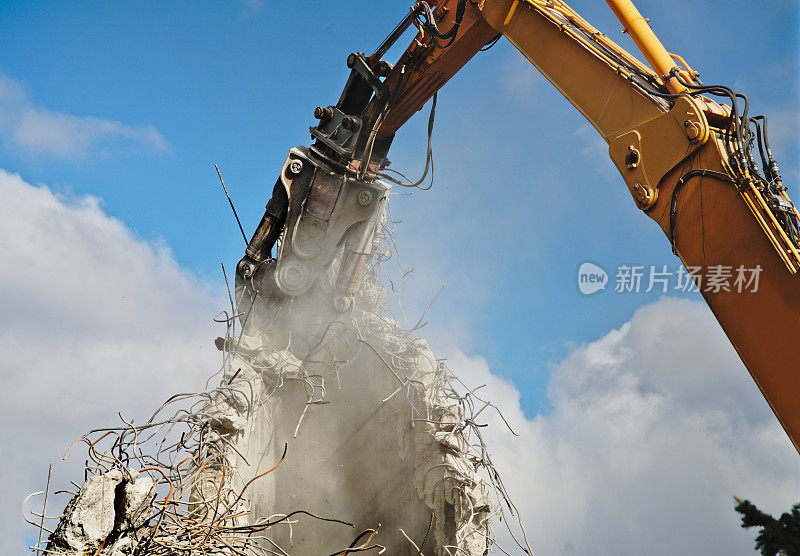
[[633, 183, 652, 204], [342, 116, 361, 131], [357, 190, 373, 206], [375, 60, 392, 77], [284, 266, 301, 286], [333, 295, 352, 312], [314, 106, 333, 121], [239, 260, 255, 278], [276, 261, 309, 296]]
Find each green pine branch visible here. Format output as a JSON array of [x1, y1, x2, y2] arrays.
[[734, 496, 800, 556]]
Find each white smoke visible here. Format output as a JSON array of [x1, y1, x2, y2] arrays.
[[3, 169, 798, 555]]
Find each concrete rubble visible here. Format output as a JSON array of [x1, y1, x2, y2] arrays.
[[48, 469, 154, 556], [210, 286, 500, 553], [39, 219, 524, 555]]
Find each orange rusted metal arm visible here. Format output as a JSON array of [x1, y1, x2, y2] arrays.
[[484, 0, 800, 452], [362, 0, 497, 141]]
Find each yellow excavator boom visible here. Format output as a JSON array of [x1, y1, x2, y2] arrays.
[[237, 0, 800, 452]]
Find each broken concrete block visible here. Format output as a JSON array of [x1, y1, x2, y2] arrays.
[[49, 469, 122, 553], [121, 472, 155, 530]]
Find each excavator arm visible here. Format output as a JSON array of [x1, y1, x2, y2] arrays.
[[236, 0, 800, 452]]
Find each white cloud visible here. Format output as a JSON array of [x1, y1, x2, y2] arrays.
[[445, 297, 800, 556], [0, 71, 169, 158], [3, 168, 798, 555], [0, 170, 222, 553]]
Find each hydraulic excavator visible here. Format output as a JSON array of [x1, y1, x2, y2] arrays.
[[235, 0, 800, 453]]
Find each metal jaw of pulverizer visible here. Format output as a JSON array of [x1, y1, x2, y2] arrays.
[[236, 147, 387, 317]]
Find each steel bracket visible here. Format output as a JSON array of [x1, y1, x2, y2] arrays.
[[609, 95, 710, 210], [273, 147, 387, 297]]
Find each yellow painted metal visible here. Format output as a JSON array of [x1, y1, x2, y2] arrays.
[[607, 95, 710, 209], [503, 0, 519, 25], [744, 184, 800, 271], [478, 0, 800, 451], [376, 0, 800, 452], [604, 0, 686, 93], [669, 52, 699, 84], [740, 190, 797, 273], [480, 0, 665, 141], [517, 0, 659, 81], [482, 0, 702, 209], [649, 137, 800, 452]]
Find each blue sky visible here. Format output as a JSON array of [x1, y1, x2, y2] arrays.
[[2, 0, 795, 415], [1, 1, 799, 553]]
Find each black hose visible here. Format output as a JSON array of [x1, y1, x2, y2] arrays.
[[415, 0, 469, 48], [377, 92, 437, 190], [750, 117, 771, 181], [669, 170, 737, 254]]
